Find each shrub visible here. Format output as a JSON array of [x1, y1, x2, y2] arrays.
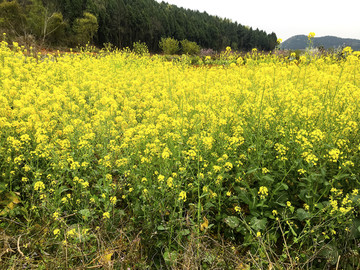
[[73, 12, 98, 45], [133, 41, 149, 56], [0, 1, 26, 37], [159, 37, 179, 55], [180, 39, 200, 55]]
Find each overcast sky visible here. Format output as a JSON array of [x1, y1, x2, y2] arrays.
[[156, 0, 360, 41]]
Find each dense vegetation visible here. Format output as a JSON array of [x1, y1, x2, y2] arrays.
[[0, 0, 278, 51], [1, 37, 360, 268]]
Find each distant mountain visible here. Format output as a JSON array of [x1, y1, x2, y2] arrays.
[[281, 35, 360, 50]]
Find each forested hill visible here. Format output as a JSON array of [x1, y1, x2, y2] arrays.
[[0, 0, 278, 52], [281, 35, 360, 50]]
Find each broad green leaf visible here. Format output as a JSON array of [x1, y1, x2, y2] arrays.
[[296, 208, 311, 221], [250, 217, 267, 231], [280, 183, 288, 190], [180, 229, 190, 236], [298, 189, 308, 201], [157, 225, 166, 231], [260, 175, 275, 183], [319, 244, 339, 265], [163, 250, 177, 263], [246, 167, 258, 175], [225, 216, 240, 229], [204, 202, 215, 209], [237, 190, 252, 205], [79, 209, 91, 220]]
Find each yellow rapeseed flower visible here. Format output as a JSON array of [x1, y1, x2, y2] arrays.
[[34, 181, 45, 192], [308, 32, 315, 39], [258, 186, 268, 199], [110, 196, 117, 205], [103, 212, 110, 219], [179, 191, 186, 202]]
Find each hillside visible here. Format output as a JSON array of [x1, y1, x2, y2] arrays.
[[281, 35, 360, 50], [0, 0, 277, 52]]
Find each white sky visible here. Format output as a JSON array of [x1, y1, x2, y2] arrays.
[[156, 0, 360, 41]]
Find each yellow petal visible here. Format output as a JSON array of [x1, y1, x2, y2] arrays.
[[100, 250, 113, 264], [200, 216, 209, 231]]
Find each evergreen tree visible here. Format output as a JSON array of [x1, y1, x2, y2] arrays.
[[0, 0, 278, 51], [0, 0, 27, 37], [73, 12, 98, 45]]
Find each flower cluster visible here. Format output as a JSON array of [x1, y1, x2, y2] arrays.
[[1, 40, 359, 268]]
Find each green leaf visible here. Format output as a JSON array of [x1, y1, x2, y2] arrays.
[[281, 183, 288, 190], [273, 182, 288, 193], [118, 209, 125, 217], [296, 208, 311, 221], [237, 189, 252, 205], [319, 244, 339, 265], [352, 219, 360, 238], [204, 202, 215, 209], [261, 175, 275, 184], [0, 183, 6, 192], [256, 201, 269, 208], [79, 209, 91, 220], [250, 217, 267, 231], [224, 216, 240, 229], [246, 167, 258, 175], [315, 202, 326, 210], [180, 229, 190, 236], [333, 174, 349, 181], [274, 191, 289, 204], [275, 202, 286, 207], [163, 250, 178, 263], [157, 225, 166, 231], [298, 189, 308, 201]]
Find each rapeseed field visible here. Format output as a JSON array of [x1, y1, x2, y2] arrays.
[[1, 39, 360, 268]]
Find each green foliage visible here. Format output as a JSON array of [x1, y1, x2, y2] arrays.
[[26, 0, 66, 44], [73, 12, 98, 45], [46, 12, 66, 44], [180, 39, 200, 55], [0, 0, 26, 37], [0, 0, 278, 52], [26, 0, 46, 39], [132, 41, 149, 56], [159, 37, 179, 55]]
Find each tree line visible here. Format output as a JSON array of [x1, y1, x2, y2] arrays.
[[0, 0, 278, 52]]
